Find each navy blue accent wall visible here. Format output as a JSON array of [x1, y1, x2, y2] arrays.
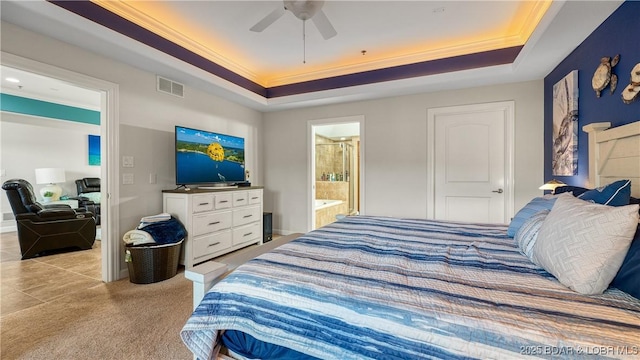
[[544, 1, 640, 187]]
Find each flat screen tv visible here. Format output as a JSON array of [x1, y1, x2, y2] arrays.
[[175, 125, 245, 187]]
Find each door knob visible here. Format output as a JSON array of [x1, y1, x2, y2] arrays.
[[492, 189, 503, 194]]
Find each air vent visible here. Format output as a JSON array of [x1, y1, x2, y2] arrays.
[[3, 212, 15, 221], [157, 76, 184, 98]]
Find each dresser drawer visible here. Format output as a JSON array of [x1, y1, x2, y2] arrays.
[[232, 191, 248, 207], [215, 193, 232, 210], [192, 194, 214, 213], [163, 188, 264, 269], [248, 190, 262, 205], [193, 230, 232, 259], [193, 211, 232, 236], [232, 222, 261, 245], [233, 205, 260, 227]]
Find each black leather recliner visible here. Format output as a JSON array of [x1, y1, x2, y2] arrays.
[[2, 179, 96, 260], [75, 177, 101, 225]]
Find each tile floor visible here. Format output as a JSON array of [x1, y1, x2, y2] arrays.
[[0, 231, 102, 317], [1, 231, 281, 317]]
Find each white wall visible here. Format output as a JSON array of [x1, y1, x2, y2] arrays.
[[1, 22, 263, 275], [0, 113, 100, 230], [263, 80, 544, 234]]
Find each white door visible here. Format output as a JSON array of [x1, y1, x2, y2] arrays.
[[428, 102, 514, 224]]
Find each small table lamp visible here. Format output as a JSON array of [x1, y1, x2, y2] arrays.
[[539, 179, 566, 194], [35, 168, 65, 202]]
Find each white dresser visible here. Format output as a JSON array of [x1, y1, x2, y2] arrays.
[[162, 187, 263, 268]]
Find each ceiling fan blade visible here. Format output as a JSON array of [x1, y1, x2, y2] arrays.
[[250, 6, 286, 32], [311, 9, 337, 40]]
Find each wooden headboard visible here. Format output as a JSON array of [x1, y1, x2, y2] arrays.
[[583, 121, 640, 198]]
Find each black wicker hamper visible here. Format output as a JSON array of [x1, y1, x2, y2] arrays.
[[125, 239, 183, 284]]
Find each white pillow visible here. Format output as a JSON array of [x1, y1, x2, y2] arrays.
[[531, 193, 639, 295]]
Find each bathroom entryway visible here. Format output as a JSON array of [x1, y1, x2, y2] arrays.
[[309, 116, 364, 230]]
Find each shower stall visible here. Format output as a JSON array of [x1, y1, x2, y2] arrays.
[[315, 139, 358, 228]]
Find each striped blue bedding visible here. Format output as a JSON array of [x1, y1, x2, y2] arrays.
[[181, 216, 640, 359]]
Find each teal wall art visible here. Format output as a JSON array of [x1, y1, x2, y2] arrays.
[[88, 134, 100, 166]]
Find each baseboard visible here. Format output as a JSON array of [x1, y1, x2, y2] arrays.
[[274, 229, 299, 236], [119, 268, 130, 281]]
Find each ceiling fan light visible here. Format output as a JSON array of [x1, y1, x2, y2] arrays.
[[284, 0, 325, 21]]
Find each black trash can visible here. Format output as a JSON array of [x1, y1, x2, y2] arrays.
[[125, 239, 183, 284]]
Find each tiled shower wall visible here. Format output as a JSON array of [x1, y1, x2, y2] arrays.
[[315, 135, 346, 181], [316, 181, 349, 202]]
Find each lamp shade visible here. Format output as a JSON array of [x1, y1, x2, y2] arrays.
[[35, 168, 65, 184], [35, 168, 65, 202], [539, 179, 566, 192]]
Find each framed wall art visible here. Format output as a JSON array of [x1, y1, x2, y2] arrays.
[[88, 134, 101, 166], [552, 70, 579, 176]]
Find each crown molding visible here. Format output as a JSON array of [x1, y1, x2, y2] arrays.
[[264, 35, 524, 87], [92, 0, 260, 83], [92, 0, 551, 88]]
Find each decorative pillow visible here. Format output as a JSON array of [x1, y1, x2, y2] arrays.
[[79, 192, 101, 204], [610, 224, 640, 300], [554, 185, 590, 197], [514, 209, 549, 262], [507, 196, 558, 237], [577, 179, 631, 206], [531, 193, 639, 295]]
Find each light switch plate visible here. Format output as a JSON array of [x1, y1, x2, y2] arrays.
[[122, 173, 134, 185], [122, 156, 134, 168]]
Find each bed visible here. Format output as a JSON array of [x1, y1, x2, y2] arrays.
[[181, 121, 640, 359]]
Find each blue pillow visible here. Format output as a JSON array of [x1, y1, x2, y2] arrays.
[[577, 179, 631, 206], [507, 197, 557, 237], [610, 224, 640, 300], [514, 209, 549, 261]]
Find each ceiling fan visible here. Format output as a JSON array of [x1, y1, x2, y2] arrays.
[[250, 0, 337, 40]]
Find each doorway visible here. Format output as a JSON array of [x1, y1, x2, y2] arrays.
[[309, 116, 364, 230], [2, 52, 120, 282], [427, 101, 514, 224]]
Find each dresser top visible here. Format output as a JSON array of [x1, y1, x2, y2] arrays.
[[162, 186, 263, 194]]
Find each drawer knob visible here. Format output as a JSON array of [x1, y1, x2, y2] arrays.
[[243, 232, 253, 237], [208, 242, 221, 247], [243, 214, 252, 218], [209, 221, 221, 225], [237, 198, 245, 202], [199, 202, 209, 206], [219, 200, 228, 203]]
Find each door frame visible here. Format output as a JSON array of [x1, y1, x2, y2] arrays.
[[426, 101, 514, 223], [2, 52, 121, 282], [307, 115, 365, 231]]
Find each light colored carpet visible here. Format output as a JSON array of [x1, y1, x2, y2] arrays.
[[1, 271, 194, 360]]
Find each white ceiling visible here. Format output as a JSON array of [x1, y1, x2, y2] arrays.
[[1, 66, 101, 110], [0, 1, 624, 112], [315, 122, 360, 139]]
